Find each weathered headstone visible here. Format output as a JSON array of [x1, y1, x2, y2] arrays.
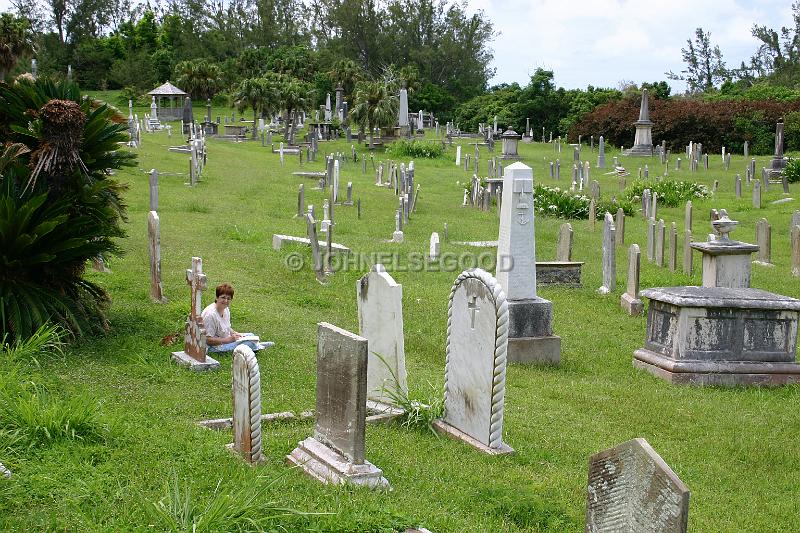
[[597, 136, 606, 168], [171, 257, 219, 371], [432, 269, 513, 454], [647, 218, 655, 262], [148, 211, 167, 303], [149, 169, 159, 211], [589, 198, 596, 231], [557, 223, 573, 261], [598, 212, 616, 294], [306, 214, 326, 283], [684, 201, 692, 233], [621, 244, 643, 315], [357, 265, 407, 411], [616, 208, 625, 247], [753, 180, 762, 208], [586, 438, 690, 532], [296, 184, 305, 218], [287, 323, 390, 488], [669, 222, 678, 271], [792, 225, 800, 277], [429, 232, 440, 261], [230, 345, 263, 464], [755, 218, 772, 265], [683, 230, 693, 275], [656, 219, 665, 267], [735, 174, 742, 198]]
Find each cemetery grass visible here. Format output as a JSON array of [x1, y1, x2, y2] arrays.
[[2, 108, 800, 531]]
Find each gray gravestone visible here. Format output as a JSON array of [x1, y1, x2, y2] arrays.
[[433, 269, 513, 454], [149, 169, 158, 211], [753, 180, 762, 208], [287, 323, 389, 488], [616, 208, 625, 247], [792, 225, 800, 277], [669, 222, 678, 271], [683, 230, 693, 275], [148, 211, 166, 303], [598, 212, 616, 294], [586, 438, 690, 532], [656, 219, 665, 267], [755, 218, 772, 265], [621, 244, 643, 316], [557, 223, 573, 261]]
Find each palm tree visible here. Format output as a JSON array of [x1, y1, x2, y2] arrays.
[[174, 59, 223, 100], [233, 78, 269, 140], [350, 79, 398, 149], [277, 76, 314, 145], [327, 59, 363, 100], [0, 13, 34, 82]]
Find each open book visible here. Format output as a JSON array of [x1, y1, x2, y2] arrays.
[[237, 334, 260, 343]]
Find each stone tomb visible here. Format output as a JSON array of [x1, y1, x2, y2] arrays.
[[432, 269, 514, 455], [357, 265, 407, 414], [586, 438, 690, 532], [228, 345, 264, 464], [171, 257, 220, 371], [634, 286, 800, 386], [287, 323, 390, 488]]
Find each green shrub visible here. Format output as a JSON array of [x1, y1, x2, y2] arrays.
[[783, 158, 800, 183], [386, 139, 444, 159], [624, 179, 710, 208]]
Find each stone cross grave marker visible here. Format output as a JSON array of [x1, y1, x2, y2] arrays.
[[171, 257, 219, 371], [230, 345, 263, 464], [621, 244, 643, 316], [357, 265, 407, 411], [586, 438, 690, 533], [287, 323, 390, 489], [755, 218, 772, 265], [432, 269, 513, 454], [148, 211, 166, 303], [598, 212, 616, 294], [557, 223, 573, 261]]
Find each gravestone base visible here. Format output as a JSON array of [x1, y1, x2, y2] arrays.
[[171, 351, 220, 372], [506, 298, 561, 364], [286, 437, 390, 489], [621, 292, 644, 316], [225, 442, 265, 465], [431, 420, 514, 455], [366, 400, 405, 424], [633, 352, 800, 386]]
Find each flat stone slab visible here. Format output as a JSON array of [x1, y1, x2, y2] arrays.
[[292, 171, 327, 178], [171, 351, 220, 372], [272, 234, 350, 253], [168, 146, 191, 153], [453, 240, 498, 247], [641, 286, 800, 310], [198, 410, 314, 430], [771, 198, 794, 204], [690, 240, 759, 256], [536, 261, 583, 287], [286, 437, 390, 489]]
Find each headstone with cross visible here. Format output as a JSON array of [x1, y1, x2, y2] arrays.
[[432, 268, 514, 454], [171, 257, 220, 371]]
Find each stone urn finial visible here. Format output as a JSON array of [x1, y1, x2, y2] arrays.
[[711, 209, 738, 241]]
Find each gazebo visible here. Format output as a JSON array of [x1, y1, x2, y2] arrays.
[[147, 81, 188, 121]]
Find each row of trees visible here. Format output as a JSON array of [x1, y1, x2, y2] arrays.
[[5, 0, 495, 121]]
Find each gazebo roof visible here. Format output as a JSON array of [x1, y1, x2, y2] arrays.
[[147, 81, 187, 96]]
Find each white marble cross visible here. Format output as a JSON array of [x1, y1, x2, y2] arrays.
[[468, 295, 480, 329]]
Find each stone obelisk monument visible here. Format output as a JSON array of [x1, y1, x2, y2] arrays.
[[625, 88, 654, 157]]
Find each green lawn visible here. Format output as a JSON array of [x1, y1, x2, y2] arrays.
[[1, 112, 799, 532]]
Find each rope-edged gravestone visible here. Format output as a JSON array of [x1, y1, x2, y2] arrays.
[[229, 345, 263, 464]]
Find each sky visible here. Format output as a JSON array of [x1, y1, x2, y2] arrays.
[[3, 0, 797, 93]]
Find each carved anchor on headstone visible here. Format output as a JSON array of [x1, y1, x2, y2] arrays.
[[514, 177, 532, 225]]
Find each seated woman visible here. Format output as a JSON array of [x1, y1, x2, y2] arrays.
[[201, 283, 273, 353]]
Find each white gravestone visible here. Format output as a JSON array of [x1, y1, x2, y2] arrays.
[[287, 323, 390, 489], [586, 438, 690, 532], [432, 269, 513, 454], [495, 162, 560, 364], [357, 265, 407, 411], [429, 232, 440, 261], [230, 345, 263, 464]]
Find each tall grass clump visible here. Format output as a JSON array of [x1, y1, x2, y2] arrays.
[[142, 471, 312, 532], [624, 179, 710, 207], [386, 139, 444, 159]]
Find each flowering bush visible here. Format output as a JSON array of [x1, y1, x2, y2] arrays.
[[624, 179, 710, 208], [533, 184, 634, 220]]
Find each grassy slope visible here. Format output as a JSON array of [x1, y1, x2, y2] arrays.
[[1, 103, 799, 531]]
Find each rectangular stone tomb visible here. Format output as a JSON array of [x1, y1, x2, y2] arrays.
[[535, 261, 584, 287], [286, 323, 389, 489], [634, 286, 800, 386], [586, 438, 690, 532]]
